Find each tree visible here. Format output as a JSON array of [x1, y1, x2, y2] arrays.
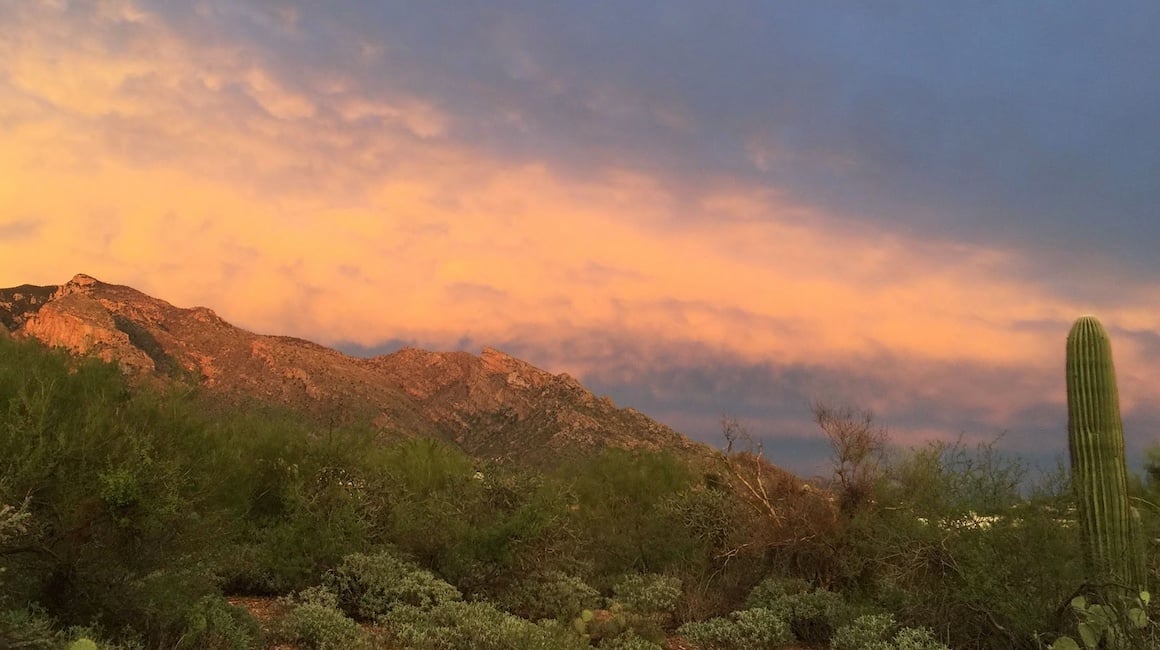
[[812, 401, 886, 515]]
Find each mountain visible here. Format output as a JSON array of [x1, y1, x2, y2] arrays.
[[0, 274, 707, 465]]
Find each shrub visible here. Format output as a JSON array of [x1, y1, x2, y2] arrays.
[[0, 606, 59, 650], [369, 448, 579, 600], [732, 608, 796, 647], [216, 415, 379, 594], [816, 436, 1082, 649], [322, 550, 461, 619], [0, 499, 30, 594], [61, 626, 147, 650], [599, 629, 665, 650], [613, 573, 683, 615], [273, 586, 367, 650], [831, 613, 896, 650], [381, 600, 588, 650], [831, 614, 949, 650], [678, 616, 747, 649], [177, 595, 261, 650], [495, 571, 600, 621], [561, 449, 696, 577], [744, 576, 812, 607], [892, 626, 951, 650], [745, 578, 849, 643], [0, 337, 232, 643], [677, 608, 793, 649]]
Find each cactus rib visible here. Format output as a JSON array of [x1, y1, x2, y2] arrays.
[[1065, 315, 1143, 590]]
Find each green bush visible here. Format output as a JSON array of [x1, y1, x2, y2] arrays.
[[892, 626, 951, 650], [831, 613, 896, 650], [273, 586, 368, 650], [561, 449, 697, 578], [177, 595, 261, 650], [0, 606, 59, 650], [677, 607, 793, 649], [744, 576, 813, 606], [495, 570, 600, 621], [368, 441, 573, 598], [598, 629, 664, 650], [744, 578, 849, 643], [216, 414, 379, 594], [0, 337, 231, 642], [381, 600, 589, 650], [61, 625, 147, 650], [816, 437, 1083, 649], [0, 499, 30, 595], [613, 573, 683, 615], [1050, 591, 1156, 650], [322, 549, 462, 619], [831, 614, 950, 650], [677, 616, 747, 649]]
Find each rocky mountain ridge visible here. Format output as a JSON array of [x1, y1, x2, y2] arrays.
[[0, 274, 705, 464]]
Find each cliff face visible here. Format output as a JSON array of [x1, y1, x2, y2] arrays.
[[20, 290, 155, 373], [0, 274, 705, 465]]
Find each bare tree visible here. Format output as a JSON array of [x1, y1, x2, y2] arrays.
[[718, 414, 841, 555], [721, 414, 782, 525], [812, 401, 887, 514]]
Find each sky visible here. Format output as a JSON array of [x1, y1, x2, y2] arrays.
[[2, 0, 1159, 478]]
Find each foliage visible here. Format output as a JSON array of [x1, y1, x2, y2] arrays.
[[677, 607, 793, 649], [563, 573, 684, 643], [215, 411, 380, 594], [323, 549, 462, 619], [891, 626, 952, 650], [177, 595, 262, 650], [367, 439, 571, 597], [0, 606, 59, 650], [598, 629, 664, 650], [831, 613, 897, 650], [494, 570, 600, 622], [3, 334, 1157, 650], [272, 586, 368, 650], [813, 402, 887, 514], [1050, 591, 1154, 650], [831, 613, 950, 650], [0, 337, 227, 643], [560, 448, 697, 577], [380, 600, 588, 650], [0, 498, 30, 598], [807, 431, 1082, 649], [613, 573, 683, 615], [745, 578, 849, 643]]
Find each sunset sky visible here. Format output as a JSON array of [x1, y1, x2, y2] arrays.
[[3, 1, 1159, 476]]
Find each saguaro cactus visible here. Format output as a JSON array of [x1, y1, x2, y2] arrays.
[[1065, 315, 1144, 590]]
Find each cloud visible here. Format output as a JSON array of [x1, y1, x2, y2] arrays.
[[0, 219, 43, 241], [415, 329, 1072, 476]]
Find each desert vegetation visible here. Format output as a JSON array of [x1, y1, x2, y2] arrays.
[[2, 331, 1159, 649]]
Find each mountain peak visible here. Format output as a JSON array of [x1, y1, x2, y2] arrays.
[[68, 272, 101, 286], [480, 345, 539, 376], [0, 275, 707, 466]]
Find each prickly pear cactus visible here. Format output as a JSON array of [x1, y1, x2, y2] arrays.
[[1065, 316, 1144, 590]]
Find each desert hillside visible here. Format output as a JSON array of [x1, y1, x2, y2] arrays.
[[1, 273, 704, 465]]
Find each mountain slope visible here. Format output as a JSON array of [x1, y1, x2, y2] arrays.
[[0, 274, 706, 464]]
